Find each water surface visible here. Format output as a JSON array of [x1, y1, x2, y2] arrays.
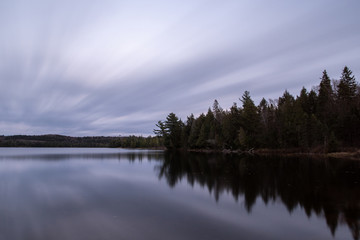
[[0, 148, 358, 240]]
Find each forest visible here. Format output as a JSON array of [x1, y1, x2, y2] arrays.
[[0, 134, 162, 148], [0, 134, 118, 147], [1, 67, 358, 151], [154, 66, 360, 153]]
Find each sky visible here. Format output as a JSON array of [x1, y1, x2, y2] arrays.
[[1, 0, 360, 136]]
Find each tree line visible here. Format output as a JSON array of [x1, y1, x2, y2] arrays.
[[109, 135, 163, 148], [0, 134, 119, 147], [0, 134, 164, 148], [154, 66, 360, 152]]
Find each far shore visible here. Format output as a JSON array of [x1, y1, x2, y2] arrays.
[[184, 148, 360, 160]]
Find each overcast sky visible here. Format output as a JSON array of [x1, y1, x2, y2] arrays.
[[1, 0, 359, 136]]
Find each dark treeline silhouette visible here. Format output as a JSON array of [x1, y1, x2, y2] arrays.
[[109, 135, 163, 148], [155, 67, 360, 152], [0, 134, 158, 148], [0, 134, 163, 148], [0, 134, 118, 147], [155, 152, 360, 240]]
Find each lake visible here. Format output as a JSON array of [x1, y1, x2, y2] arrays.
[[0, 148, 358, 240]]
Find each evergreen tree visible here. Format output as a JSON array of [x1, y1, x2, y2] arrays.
[[258, 98, 268, 146], [212, 99, 224, 147], [222, 103, 241, 149], [335, 66, 359, 145], [258, 99, 278, 147], [205, 108, 215, 140], [240, 91, 261, 148], [298, 87, 309, 114], [154, 121, 167, 137], [165, 113, 183, 149], [188, 113, 205, 148], [316, 70, 335, 148], [307, 89, 317, 115], [154, 113, 183, 149], [196, 123, 208, 148], [154, 67, 358, 151], [212, 99, 223, 122], [194, 109, 215, 148], [318, 71, 334, 118], [296, 87, 317, 116], [182, 114, 195, 148], [337, 66, 357, 101], [277, 91, 298, 147]]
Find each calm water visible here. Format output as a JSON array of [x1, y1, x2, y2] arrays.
[[0, 148, 359, 240]]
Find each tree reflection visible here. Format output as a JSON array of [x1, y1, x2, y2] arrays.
[[155, 152, 360, 240], [2, 151, 164, 162]]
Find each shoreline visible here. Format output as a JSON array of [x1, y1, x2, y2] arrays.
[[184, 148, 360, 160]]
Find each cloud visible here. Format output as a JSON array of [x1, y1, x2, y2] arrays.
[[0, 0, 359, 136]]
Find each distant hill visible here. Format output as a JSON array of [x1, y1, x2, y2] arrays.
[[0, 134, 119, 147]]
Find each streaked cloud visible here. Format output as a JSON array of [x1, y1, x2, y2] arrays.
[[0, 0, 359, 135]]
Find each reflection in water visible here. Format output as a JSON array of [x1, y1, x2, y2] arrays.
[[0, 149, 166, 240], [0, 148, 359, 240], [0, 148, 164, 161], [156, 152, 360, 240]]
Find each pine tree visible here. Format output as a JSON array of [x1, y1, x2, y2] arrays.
[[318, 70, 334, 120], [165, 113, 183, 149], [212, 99, 223, 123], [154, 113, 183, 149], [154, 68, 358, 150], [258, 98, 268, 147], [337, 66, 356, 101], [188, 114, 205, 148], [154, 121, 167, 137], [277, 91, 298, 147], [316, 70, 335, 149], [240, 91, 261, 148], [298, 87, 309, 114], [222, 103, 240, 149], [212, 100, 224, 147], [182, 114, 195, 148], [196, 123, 208, 148], [307, 90, 317, 115], [336, 66, 359, 145]]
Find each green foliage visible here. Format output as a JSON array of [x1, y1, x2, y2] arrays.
[[335, 66, 359, 145], [240, 91, 261, 148], [154, 121, 167, 137], [110, 135, 163, 148], [277, 90, 299, 147], [153, 113, 183, 149], [337, 66, 357, 101], [155, 66, 359, 151], [222, 103, 241, 149]]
